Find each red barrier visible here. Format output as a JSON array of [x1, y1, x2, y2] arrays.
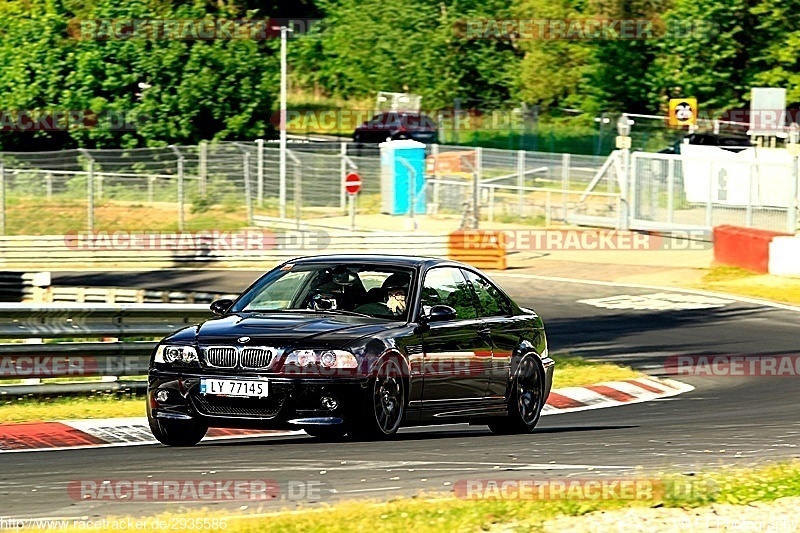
[[713, 225, 792, 273]]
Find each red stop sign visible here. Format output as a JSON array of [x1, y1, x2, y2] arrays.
[[345, 172, 362, 194]]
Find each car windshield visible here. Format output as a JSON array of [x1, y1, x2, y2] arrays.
[[232, 263, 414, 321]]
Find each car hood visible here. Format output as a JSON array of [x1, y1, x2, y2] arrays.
[[187, 312, 401, 349]]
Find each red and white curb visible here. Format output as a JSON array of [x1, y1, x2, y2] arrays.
[[0, 417, 304, 453], [0, 377, 691, 453], [543, 376, 694, 414]]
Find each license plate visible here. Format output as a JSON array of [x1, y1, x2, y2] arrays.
[[200, 379, 268, 398]]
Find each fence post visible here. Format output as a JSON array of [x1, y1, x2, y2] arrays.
[[517, 150, 525, 217], [256, 138, 264, 207], [294, 161, 301, 230], [0, 158, 4, 236], [666, 157, 675, 224], [79, 149, 94, 232], [746, 162, 754, 227], [561, 152, 570, 223], [705, 162, 714, 228], [340, 142, 347, 212], [46, 173, 53, 202], [243, 151, 254, 225], [148, 177, 155, 204], [473, 147, 482, 228], [169, 146, 185, 231], [199, 140, 208, 197]]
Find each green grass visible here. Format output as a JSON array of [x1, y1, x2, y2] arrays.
[[0, 394, 145, 423], [688, 265, 800, 306], [30, 461, 800, 532], [552, 355, 640, 388]]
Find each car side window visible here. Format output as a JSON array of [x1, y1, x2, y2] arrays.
[[463, 269, 512, 317], [421, 267, 478, 319]]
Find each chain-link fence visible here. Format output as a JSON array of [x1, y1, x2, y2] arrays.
[[0, 140, 796, 235]]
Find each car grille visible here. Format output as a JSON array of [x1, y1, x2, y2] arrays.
[[203, 346, 276, 369], [240, 347, 274, 369], [204, 347, 237, 368], [192, 390, 287, 419]]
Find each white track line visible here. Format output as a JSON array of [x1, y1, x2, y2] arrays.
[[492, 272, 800, 313]]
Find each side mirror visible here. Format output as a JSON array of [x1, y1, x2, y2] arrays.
[[424, 305, 457, 323], [210, 298, 234, 316]]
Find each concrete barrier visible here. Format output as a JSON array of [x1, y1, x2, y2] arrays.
[[768, 236, 800, 277], [713, 225, 792, 273]]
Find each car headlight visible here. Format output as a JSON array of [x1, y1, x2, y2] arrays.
[[284, 349, 358, 369], [154, 345, 198, 364]]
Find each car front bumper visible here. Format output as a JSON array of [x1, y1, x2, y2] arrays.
[[148, 370, 371, 429]]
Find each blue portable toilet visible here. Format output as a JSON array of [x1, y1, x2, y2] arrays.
[[379, 139, 426, 215]]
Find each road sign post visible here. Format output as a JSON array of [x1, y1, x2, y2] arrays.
[[345, 172, 361, 231]]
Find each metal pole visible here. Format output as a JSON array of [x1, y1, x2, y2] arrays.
[[667, 158, 675, 224], [78, 149, 95, 232], [791, 155, 799, 233], [294, 163, 301, 230], [453, 98, 460, 146], [340, 142, 347, 212], [472, 166, 479, 229], [349, 193, 355, 231], [278, 26, 291, 220], [169, 146, 185, 231], [199, 140, 208, 197], [787, 123, 799, 233], [474, 147, 482, 228], [256, 138, 264, 207], [87, 159, 94, 232], [517, 150, 525, 216], [745, 163, 753, 227], [0, 159, 4, 235], [243, 152, 253, 225], [705, 162, 714, 228], [561, 152, 570, 223]]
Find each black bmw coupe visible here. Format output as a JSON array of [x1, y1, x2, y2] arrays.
[[147, 255, 552, 445]]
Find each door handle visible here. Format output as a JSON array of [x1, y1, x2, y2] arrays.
[[477, 327, 491, 337]]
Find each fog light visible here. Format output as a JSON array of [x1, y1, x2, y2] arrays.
[[320, 395, 338, 410], [155, 389, 170, 403]]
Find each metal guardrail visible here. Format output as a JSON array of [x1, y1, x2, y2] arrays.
[[0, 303, 212, 396], [0, 234, 452, 269]]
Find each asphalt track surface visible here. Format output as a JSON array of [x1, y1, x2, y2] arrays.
[[2, 269, 798, 519]]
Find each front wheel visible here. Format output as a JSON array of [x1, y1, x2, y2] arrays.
[[488, 355, 544, 435], [348, 358, 406, 440], [148, 415, 208, 447]]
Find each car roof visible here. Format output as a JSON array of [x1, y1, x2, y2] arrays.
[[286, 254, 464, 270]]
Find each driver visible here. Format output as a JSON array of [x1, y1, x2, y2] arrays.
[[354, 273, 409, 317]]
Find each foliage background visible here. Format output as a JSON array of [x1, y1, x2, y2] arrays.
[[0, 0, 790, 152]]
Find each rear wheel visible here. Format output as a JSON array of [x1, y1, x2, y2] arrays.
[[148, 415, 208, 447], [348, 358, 406, 440], [488, 355, 544, 435]]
